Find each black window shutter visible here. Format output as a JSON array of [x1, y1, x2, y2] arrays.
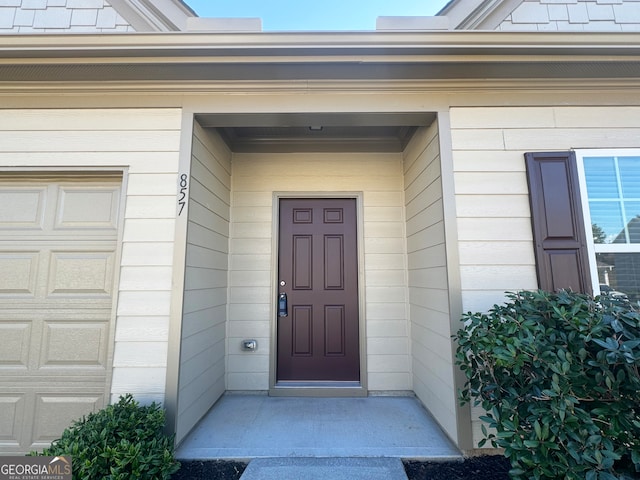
[[525, 151, 593, 295]]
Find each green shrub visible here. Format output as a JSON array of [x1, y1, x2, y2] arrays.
[[32, 394, 180, 480], [455, 290, 640, 480]]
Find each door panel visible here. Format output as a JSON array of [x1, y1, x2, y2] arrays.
[[277, 198, 359, 382]]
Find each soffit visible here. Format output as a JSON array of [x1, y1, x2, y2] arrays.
[[1, 62, 639, 82]]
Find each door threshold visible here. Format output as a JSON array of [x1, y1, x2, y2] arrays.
[[270, 381, 367, 397], [276, 381, 361, 388]]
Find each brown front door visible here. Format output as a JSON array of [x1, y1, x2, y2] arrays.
[[277, 198, 360, 382]]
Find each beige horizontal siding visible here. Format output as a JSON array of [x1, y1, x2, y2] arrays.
[[115, 316, 170, 342], [229, 151, 409, 391], [119, 266, 173, 290], [455, 195, 530, 217], [0, 108, 182, 406], [113, 342, 168, 367], [110, 368, 167, 403], [0, 109, 181, 130], [122, 219, 176, 242], [0, 131, 180, 152], [450, 105, 640, 447], [125, 196, 178, 218], [176, 123, 230, 443], [367, 319, 409, 337], [120, 242, 174, 266], [452, 151, 526, 173], [458, 241, 535, 265], [0, 152, 179, 174], [404, 122, 459, 442]]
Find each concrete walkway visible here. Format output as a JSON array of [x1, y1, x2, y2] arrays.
[[239, 457, 409, 480], [175, 394, 461, 460]]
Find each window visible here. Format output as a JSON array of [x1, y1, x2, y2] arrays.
[[577, 150, 640, 302]]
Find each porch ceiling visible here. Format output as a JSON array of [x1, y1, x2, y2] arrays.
[[196, 112, 436, 153]]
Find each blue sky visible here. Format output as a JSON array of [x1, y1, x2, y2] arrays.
[[185, 1, 451, 31]]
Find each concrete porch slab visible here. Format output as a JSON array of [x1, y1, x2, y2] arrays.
[[239, 457, 408, 480], [175, 394, 461, 460]]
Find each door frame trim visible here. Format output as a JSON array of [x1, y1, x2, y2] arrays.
[[269, 192, 367, 397]]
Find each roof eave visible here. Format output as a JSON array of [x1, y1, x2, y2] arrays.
[[108, 0, 196, 32], [0, 31, 638, 59], [0, 31, 638, 83]]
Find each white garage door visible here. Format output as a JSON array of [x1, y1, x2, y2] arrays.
[[0, 174, 121, 454]]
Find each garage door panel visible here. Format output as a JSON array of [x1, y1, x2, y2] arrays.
[[0, 394, 25, 450], [0, 187, 46, 230], [0, 375, 108, 385], [30, 393, 103, 450], [55, 185, 120, 231], [40, 322, 108, 369], [0, 322, 31, 368], [0, 252, 39, 295], [47, 251, 115, 297]]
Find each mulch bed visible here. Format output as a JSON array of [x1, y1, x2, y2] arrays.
[[172, 460, 248, 480], [404, 456, 511, 480], [172, 456, 511, 480]]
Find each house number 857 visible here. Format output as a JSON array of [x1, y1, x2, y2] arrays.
[[178, 174, 188, 216]]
